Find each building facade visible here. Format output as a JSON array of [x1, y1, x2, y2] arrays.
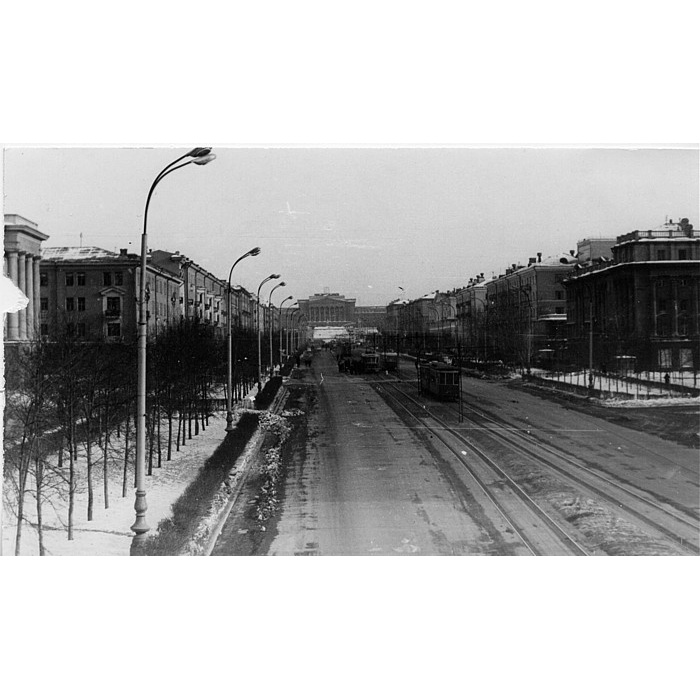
[[298, 292, 356, 326], [565, 219, 699, 371], [39, 246, 182, 342], [4, 214, 50, 342], [455, 275, 488, 358], [484, 252, 578, 369], [355, 305, 387, 332], [150, 250, 226, 335]]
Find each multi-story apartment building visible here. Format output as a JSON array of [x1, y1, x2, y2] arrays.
[[455, 275, 488, 358], [397, 291, 456, 354], [355, 306, 387, 332], [485, 252, 578, 369], [39, 247, 182, 341], [4, 214, 50, 342], [564, 218, 699, 371], [150, 250, 226, 335]]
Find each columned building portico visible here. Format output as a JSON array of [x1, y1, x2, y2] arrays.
[[4, 215, 50, 342]]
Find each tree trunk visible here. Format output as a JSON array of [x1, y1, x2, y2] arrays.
[[86, 425, 94, 522], [36, 451, 45, 556], [122, 410, 130, 498], [167, 412, 173, 461], [176, 410, 182, 451], [157, 406, 162, 469], [147, 409, 154, 477], [68, 408, 76, 540], [103, 400, 110, 509], [14, 456, 29, 556]]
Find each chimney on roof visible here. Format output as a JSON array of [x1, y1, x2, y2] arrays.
[[570, 250, 575, 256], [119, 248, 127, 256], [537, 252, 542, 263], [528, 257, 536, 265]]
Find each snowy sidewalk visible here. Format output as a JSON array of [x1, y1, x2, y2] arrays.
[[2, 412, 237, 556]]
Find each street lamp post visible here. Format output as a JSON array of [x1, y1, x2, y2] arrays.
[[267, 282, 286, 377], [225, 247, 261, 432], [287, 307, 300, 355], [256, 274, 280, 392], [278, 296, 294, 369], [132, 147, 215, 554]]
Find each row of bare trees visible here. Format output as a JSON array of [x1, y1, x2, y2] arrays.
[[4, 319, 262, 555]]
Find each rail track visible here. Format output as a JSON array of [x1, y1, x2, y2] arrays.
[[369, 378, 591, 556], [375, 371, 699, 555]]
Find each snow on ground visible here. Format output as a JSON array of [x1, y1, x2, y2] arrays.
[[532, 369, 699, 403], [2, 411, 235, 556]]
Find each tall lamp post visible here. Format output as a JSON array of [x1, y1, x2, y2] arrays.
[[256, 274, 280, 391], [278, 296, 294, 368], [132, 146, 216, 554], [287, 307, 300, 355], [225, 247, 261, 432], [267, 281, 286, 377]]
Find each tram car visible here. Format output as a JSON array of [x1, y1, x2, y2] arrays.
[[381, 352, 399, 372], [359, 351, 380, 373], [418, 361, 460, 400]]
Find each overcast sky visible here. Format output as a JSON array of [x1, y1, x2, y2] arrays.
[[3, 147, 698, 306]]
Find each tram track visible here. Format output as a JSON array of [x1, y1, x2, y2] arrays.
[[378, 371, 699, 555], [368, 378, 591, 556]]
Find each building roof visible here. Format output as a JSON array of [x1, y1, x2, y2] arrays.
[[42, 246, 122, 262]]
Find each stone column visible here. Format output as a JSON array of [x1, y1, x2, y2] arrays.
[[18, 253, 28, 340], [7, 252, 20, 340], [34, 257, 41, 337], [26, 254, 35, 339]]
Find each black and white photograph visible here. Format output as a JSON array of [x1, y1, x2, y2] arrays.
[[1, 3, 698, 699], [3, 145, 698, 557]]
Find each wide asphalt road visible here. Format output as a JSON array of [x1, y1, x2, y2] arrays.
[[263, 350, 529, 555]]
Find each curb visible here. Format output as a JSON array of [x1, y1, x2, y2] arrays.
[[202, 384, 290, 555]]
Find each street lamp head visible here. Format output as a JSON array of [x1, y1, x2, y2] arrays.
[[247, 247, 261, 257], [278, 281, 286, 287], [186, 147, 212, 158], [193, 154, 216, 166], [270, 274, 281, 280]]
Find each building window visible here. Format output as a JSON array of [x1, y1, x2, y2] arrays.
[[680, 349, 693, 368], [555, 306, 565, 314], [66, 297, 75, 311], [107, 322, 121, 337], [78, 297, 86, 311], [77, 272, 86, 286], [657, 250, 667, 261], [66, 322, 75, 336], [658, 349, 672, 368], [40, 273, 48, 287], [115, 271, 123, 285], [40, 323, 48, 336], [103, 272, 112, 286], [678, 249, 688, 260], [40, 297, 48, 311], [555, 291, 563, 300], [77, 323, 86, 337], [106, 296, 121, 316], [66, 273, 74, 286]]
